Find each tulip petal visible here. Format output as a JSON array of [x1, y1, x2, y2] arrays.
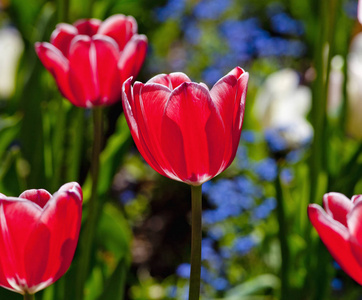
[[352, 195, 362, 204], [147, 72, 191, 90], [98, 14, 137, 50], [161, 82, 225, 184], [19, 189, 52, 209], [122, 80, 167, 176], [50, 23, 77, 58], [118, 34, 148, 84], [0, 199, 42, 293], [93, 35, 121, 105], [347, 202, 362, 264], [68, 36, 98, 107], [33, 184, 82, 288], [136, 83, 175, 177], [210, 72, 239, 171], [323, 192, 353, 227], [74, 19, 101, 36], [35, 42, 75, 103], [308, 204, 362, 285]]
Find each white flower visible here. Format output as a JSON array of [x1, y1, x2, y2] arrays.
[[0, 27, 24, 98], [254, 68, 313, 150]]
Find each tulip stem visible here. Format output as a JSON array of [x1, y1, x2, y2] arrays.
[[24, 293, 35, 300], [188, 184, 202, 300], [76, 107, 103, 300]]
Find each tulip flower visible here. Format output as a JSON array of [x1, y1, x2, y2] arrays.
[[35, 14, 147, 107], [122, 66, 249, 186], [0, 182, 83, 296], [308, 193, 362, 285]]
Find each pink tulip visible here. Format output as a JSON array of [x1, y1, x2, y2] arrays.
[[0, 182, 83, 295], [122, 67, 249, 185], [308, 193, 362, 284], [35, 15, 147, 107]]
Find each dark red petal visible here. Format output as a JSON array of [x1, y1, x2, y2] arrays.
[[323, 192, 353, 227], [98, 14, 137, 50], [161, 82, 225, 184], [0, 199, 42, 293], [118, 34, 148, 84], [308, 204, 362, 285], [19, 189, 52, 209], [147, 72, 191, 90], [74, 19, 101, 36], [35, 42, 75, 103], [50, 23, 77, 58], [93, 35, 121, 106], [68, 36, 98, 107]]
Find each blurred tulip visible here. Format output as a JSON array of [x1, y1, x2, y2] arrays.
[[122, 66, 249, 185], [253, 69, 313, 152], [0, 26, 23, 98], [35, 15, 147, 107], [308, 193, 362, 285], [0, 182, 83, 295], [359, 0, 362, 24]]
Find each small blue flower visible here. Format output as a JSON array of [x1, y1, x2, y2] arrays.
[[193, 0, 231, 20], [280, 168, 294, 184], [264, 128, 289, 153], [331, 278, 343, 291], [211, 277, 229, 291], [176, 263, 191, 278], [233, 235, 256, 255], [119, 190, 135, 204], [254, 158, 277, 182], [270, 12, 304, 36]]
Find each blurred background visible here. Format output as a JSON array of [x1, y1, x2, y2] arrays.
[[1, 0, 362, 299]]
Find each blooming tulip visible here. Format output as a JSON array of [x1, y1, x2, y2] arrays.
[[122, 67, 249, 185], [35, 15, 147, 107], [308, 193, 362, 284], [0, 182, 83, 295]]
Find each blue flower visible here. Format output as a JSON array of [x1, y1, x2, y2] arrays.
[[154, 0, 187, 22], [193, 0, 232, 20], [211, 277, 229, 291], [280, 168, 294, 184], [176, 263, 191, 278], [233, 235, 256, 255], [252, 197, 277, 221], [264, 128, 289, 153], [119, 190, 136, 204], [270, 12, 304, 36], [331, 278, 343, 291], [254, 158, 277, 182]]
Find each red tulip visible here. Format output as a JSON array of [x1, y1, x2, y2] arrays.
[[0, 182, 83, 295], [308, 193, 362, 284], [122, 67, 249, 185], [35, 15, 147, 107]]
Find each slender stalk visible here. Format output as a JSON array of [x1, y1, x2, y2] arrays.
[[188, 184, 202, 300], [275, 167, 289, 300], [24, 293, 35, 300], [76, 107, 103, 300]]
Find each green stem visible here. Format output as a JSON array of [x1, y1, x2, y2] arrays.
[[66, 107, 85, 182], [275, 167, 289, 300], [188, 185, 202, 300], [24, 293, 35, 300], [76, 107, 103, 300]]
